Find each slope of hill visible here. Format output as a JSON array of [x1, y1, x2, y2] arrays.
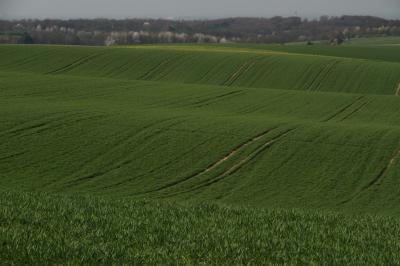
[[220, 43, 400, 63], [346, 36, 400, 46], [1, 44, 400, 215], [2, 43, 400, 263], [1, 44, 400, 95]]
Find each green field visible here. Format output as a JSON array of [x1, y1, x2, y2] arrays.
[[346, 36, 400, 46], [1, 43, 400, 264], [2, 190, 400, 265]]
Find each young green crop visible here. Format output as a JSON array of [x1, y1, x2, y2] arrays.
[[0, 69, 400, 215], [1, 44, 399, 95], [1, 190, 400, 265], [219, 41, 400, 62], [2, 43, 400, 264]]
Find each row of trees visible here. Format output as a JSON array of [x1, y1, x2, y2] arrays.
[[1, 15, 399, 45], [0, 30, 228, 45]]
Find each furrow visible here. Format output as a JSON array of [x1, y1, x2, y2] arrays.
[[192, 90, 244, 108], [322, 96, 365, 122], [340, 146, 400, 205], [305, 61, 331, 91], [45, 53, 104, 75], [139, 59, 172, 80], [0, 111, 75, 138], [314, 60, 340, 91], [102, 137, 216, 190], [63, 118, 185, 187], [340, 100, 371, 121]]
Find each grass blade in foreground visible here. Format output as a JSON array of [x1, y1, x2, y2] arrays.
[[1, 191, 400, 265]]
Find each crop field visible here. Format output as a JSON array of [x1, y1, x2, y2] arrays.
[[346, 36, 400, 46], [2, 190, 400, 265], [1, 43, 400, 263]]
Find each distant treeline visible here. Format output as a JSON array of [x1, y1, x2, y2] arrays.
[[1, 16, 400, 45]]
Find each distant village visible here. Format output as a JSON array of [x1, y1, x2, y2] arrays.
[[1, 16, 399, 45]]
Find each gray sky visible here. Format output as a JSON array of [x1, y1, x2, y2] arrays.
[[1, 0, 399, 20]]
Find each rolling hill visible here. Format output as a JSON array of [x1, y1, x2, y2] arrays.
[[1, 43, 400, 264], [1, 44, 400, 94]]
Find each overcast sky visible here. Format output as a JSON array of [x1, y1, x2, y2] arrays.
[[1, 0, 399, 20]]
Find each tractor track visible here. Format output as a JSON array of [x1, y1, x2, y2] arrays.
[[139, 59, 173, 80], [224, 60, 257, 86], [322, 96, 365, 122], [191, 90, 244, 108], [63, 117, 185, 187], [177, 128, 296, 194], [45, 53, 105, 75], [340, 146, 400, 205], [0, 112, 105, 141], [313, 60, 340, 91], [396, 82, 400, 96], [305, 61, 332, 91], [0, 111, 77, 138], [340, 100, 371, 121], [102, 136, 216, 190], [145, 127, 280, 194]]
